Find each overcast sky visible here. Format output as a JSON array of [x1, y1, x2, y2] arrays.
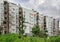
[[9, 0, 60, 26]]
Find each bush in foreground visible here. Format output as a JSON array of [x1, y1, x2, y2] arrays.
[[0, 34, 60, 42]]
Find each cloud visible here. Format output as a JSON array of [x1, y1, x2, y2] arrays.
[[9, 0, 45, 9], [37, 0, 60, 19]]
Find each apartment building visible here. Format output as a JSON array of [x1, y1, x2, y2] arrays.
[[9, 2, 20, 34], [0, 0, 59, 36], [38, 14, 44, 31], [0, 0, 5, 34], [22, 8, 37, 35], [44, 16, 54, 36], [0, 0, 4, 34], [22, 8, 46, 35], [59, 22, 60, 30], [44, 16, 59, 36], [52, 19, 59, 36], [0, 0, 23, 34], [54, 19, 59, 36]]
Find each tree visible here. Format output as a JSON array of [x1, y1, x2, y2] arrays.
[[32, 25, 40, 37], [32, 25, 48, 38]]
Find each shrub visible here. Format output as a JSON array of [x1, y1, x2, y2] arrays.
[[48, 36, 60, 42], [0, 34, 60, 42]]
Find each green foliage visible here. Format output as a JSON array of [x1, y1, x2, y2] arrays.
[[32, 26, 40, 37], [19, 29, 24, 35], [0, 34, 18, 42], [47, 36, 60, 42], [0, 34, 60, 42], [32, 25, 48, 38], [0, 34, 45, 42]]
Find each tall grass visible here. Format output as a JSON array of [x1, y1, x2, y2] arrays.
[[0, 34, 60, 42]]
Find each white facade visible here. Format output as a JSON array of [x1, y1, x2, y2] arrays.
[[23, 8, 37, 35], [46, 17, 59, 36], [0, 1, 20, 34], [0, 1, 4, 27], [46, 16, 54, 36], [38, 14, 44, 30], [54, 19, 59, 35], [59, 22, 60, 30], [9, 2, 19, 34]]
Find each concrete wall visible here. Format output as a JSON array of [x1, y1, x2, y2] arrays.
[[22, 8, 37, 35], [0, 2, 4, 27], [9, 2, 19, 34], [46, 16, 54, 36], [38, 14, 44, 30]]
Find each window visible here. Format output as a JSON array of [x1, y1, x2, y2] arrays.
[[4, 26, 7, 28], [4, 1, 7, 5], [19, 17, 21, 18], [19, 12, 22, 14], [5, 17, 7, 19], [4, 7, 6, 10], [4, 31, 7, 34], [4, 12, 7, 14], [3, 21, 6, 24]]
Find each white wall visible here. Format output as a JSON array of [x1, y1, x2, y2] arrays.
[[55, 19, 59, 35], [38, 14, 44, 30], [0, 2, 4, 26], [23, 8, 37, 35], [59, 22, 60, 30], [23, 8, 32, 34], [46, 16, 54, 36], [9, 2, 19, 33]]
